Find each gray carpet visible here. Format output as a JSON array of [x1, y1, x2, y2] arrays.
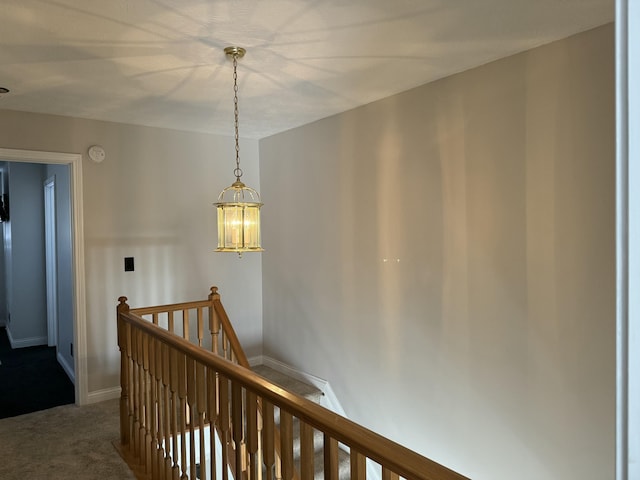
[[0, 399, 136, 480], [0, 369, 340, 480]]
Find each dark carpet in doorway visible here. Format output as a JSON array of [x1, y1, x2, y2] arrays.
[[0, 327, 74, 418]]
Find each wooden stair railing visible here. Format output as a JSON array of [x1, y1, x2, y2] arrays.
[[116, 287, 470, 480], [118, 287, 250, 480]]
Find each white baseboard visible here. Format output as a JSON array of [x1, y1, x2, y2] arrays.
[[256, 355, 348, 418], [247, 355, 264, 367], [6, 328, 47, 349], [87, 386, 121, 404], [57, 351, 75, 385]]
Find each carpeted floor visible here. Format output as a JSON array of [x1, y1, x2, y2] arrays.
[[0, 399, 136, 480], [0, 327, 75, 418]]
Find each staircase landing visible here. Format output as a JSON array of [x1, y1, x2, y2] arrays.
[[252, 364, 323, 402], [252, 364, 350, 480]]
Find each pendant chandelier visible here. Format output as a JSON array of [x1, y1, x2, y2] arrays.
[[215, 46, 263, 257]]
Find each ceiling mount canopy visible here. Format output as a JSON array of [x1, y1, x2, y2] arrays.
[[223, 46, 245, 58], [215, 46, 263, 257]]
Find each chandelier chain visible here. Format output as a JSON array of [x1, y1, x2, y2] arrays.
[[233, 54, 242, 181]]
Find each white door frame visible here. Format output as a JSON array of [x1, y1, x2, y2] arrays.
[[0, 148, 87, 405], [616, 1, 638, 478], [44, 175, 58, 348]]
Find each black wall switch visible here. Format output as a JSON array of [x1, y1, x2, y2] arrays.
[[124, 257, 135, 272]]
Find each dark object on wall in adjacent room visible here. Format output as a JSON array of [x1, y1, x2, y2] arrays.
[[0, 194, 8, 222]]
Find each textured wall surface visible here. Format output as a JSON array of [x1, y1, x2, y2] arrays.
[[260, 24, 615, 480]]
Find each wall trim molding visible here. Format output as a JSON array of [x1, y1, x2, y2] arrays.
[[616, 2, 639, 478], [0, 147, 88, 405], [87, 386, 121, 404], [57, 350, 75, 385], [5, 328, 46, 348]]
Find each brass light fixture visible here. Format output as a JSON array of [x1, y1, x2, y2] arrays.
[[215, 46, 263, 257]]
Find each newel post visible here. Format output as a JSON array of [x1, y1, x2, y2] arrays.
[[117, 296, 131, 447], [209, 285, 221, 303], [209, 286, 221, 355]]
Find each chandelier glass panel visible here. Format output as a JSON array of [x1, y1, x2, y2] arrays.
[[215, 46, 263, 256]]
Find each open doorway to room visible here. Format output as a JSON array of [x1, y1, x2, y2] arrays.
[[0, 148, 87, 417], [0, 162, 74, 418]]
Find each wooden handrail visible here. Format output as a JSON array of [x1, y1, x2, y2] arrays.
[[117, 297, 469, 480], [130, 300, 212, 316], [211, 298, 250, 368]]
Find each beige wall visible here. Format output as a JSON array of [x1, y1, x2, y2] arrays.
[[0, 111, 263, 394], [0, 21, 616, 479], [259, 24, 615, 479]]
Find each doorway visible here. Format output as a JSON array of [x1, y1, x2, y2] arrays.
[[0, 148, 87, 405]]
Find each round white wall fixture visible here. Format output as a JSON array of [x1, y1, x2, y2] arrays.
[[88, 145, 106, 163]]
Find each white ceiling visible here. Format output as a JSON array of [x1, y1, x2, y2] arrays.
[[0, 0, 613, 139]]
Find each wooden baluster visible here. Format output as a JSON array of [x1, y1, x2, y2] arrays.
[[148, 337, 159, 479], [137, 328, 146, 468], [187, 357, 197, 480], [257, 405, 264, 480], [196, 362, 208, 480], [160, 343, 171, 480], [246, 391, 259, 480], [350, 450, 366, 480], [168, 310, 175, 335], [169, 348, 181, 479], [180, 309, 194, 475], [222, 330, 229, 361], [280, 411, 294, 480], [381, 467, 399, 480], [154, 337, 165, 480], [131, 328, 141, 462], [135, 328, 142, 466], [262, 401, 275, 480], [163, 343, 174, 479], [299, 422, 314, 480], [156, 343, 166, 480], [183, 308, 190, 341], [143, 333, 153, 476], [197, 307, 205, 348], [127, 327, 135, 460], [129, 326, 138, 459], [211, 311, 219, 355], [209, 287, 221, 355], [231, 381, 245, 479], [153, 312, 159, 325], [206, 367, 218, 480], [323, 436, 339, 480], [117, 298, 131, 449], [219, 374, 230, 480], [177, 351, 189, 479]]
